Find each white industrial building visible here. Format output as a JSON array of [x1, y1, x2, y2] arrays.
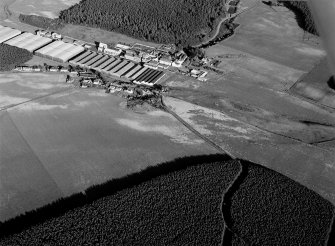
[[35, 40, 85, 63], [5, 32, 52, 52], [0, 25, 21, 43]]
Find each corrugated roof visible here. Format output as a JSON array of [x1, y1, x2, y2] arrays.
[[124, 65, 142, 78], [15, 34, 39, 48], [55, 46, 85, 62], [0, 26, 21, 43], [5, 32, 31, 46], [23, 36, 52, 52], [114, 62, 135, 77], [35, 41, 64, 55], [96, 57, 116, 70], [46, 42, 73, 58], [109, 60, 128, 74]]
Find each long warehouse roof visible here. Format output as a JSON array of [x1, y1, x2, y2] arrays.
[[5, 32, 32, 46], [0, 25, 21, 43], [55, 46, 85, 62], [70, 50, 92, 64], [109, 60, 129, 74], [96, 57, 116, 70], [35, 41, 64, 55], [90, 55, 109, 68], [124, 65, 142, 78], [114, 62, 135, 77]]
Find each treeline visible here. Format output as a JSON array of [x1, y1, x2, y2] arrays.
[[279, 1, 318, 35], [19, 14, 64, 30], [0, 44, 33, 71], [58, 0, 226, 47], [0, 154, 235, 244], [0, 154, 333, 245]]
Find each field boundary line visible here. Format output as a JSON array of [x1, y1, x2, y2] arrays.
[[166, 95, 335, 155], [0, 86, 75, 112], [161, 96, 236, 158]]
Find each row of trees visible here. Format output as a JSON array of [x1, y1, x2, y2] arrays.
[[58, 0, 226, 47], [19, 14, 64, 30], [0, 44, 33, 71]]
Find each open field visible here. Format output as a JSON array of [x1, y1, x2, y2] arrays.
[[290, 57, 335, 109], [0, 156, 333, 245], [8, 0, 80, 19], [164, 97, 335, 204], [224, 1, 325, 72], [0, 72, 217, 221]]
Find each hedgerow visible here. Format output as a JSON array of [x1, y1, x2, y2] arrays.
[[0, 43, 33, 71], [19, 14, 65, 30], [58, 0, 226, 47]]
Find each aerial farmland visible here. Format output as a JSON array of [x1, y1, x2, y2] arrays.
[[0, 0, 334, 244]]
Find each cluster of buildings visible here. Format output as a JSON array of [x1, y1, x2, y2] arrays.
[[0, 25, 85, 63], [1, 24, 209, 87], [70, 45, 165, 86], [36, 30, 62, 40]]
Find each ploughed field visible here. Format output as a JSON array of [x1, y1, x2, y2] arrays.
[[0, 72, 217, 221], [0, 155, 333, 245]]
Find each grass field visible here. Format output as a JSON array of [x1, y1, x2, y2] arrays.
[[224, 1, 325, 72], [164, 96, 335, 204], [9, 0, 80, 19], [0, 73, 217, 221], [290, 58, 335, 109], [0, 156, 333, 245]]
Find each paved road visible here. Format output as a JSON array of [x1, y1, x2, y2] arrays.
[[193, 0, 260, 48]]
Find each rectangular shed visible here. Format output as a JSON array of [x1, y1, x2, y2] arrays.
[[0, 25, 21, 43], [96, 57, 116, 71], [114, 62, 136, 77], [109, 60, 129, 75], [124, 65, 143, 78], [102, 59, 121, 72]]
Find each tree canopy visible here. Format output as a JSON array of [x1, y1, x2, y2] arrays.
[[59, 0, 226, 47]]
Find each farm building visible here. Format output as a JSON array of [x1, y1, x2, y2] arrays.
[[159, 55, 172, 66], [69, 50, 92, 65], [133, 68, 164, 86], [144, 60, 159, 69], [35, 40, 85, 63], [124, 65, 143, 78], [115, 43, 132, 50], [131, 67, 148, 80], [90, 55, 110, 69], [82, 54, 104, 68], [0, 25, 21, 43], [113, 62, 136, 77], [102, 59, 122, 72], [74, 52, 97, 65], [5, 32, 52, 52], [95, 57, 116, 71], [108, 60, 129, 75]]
